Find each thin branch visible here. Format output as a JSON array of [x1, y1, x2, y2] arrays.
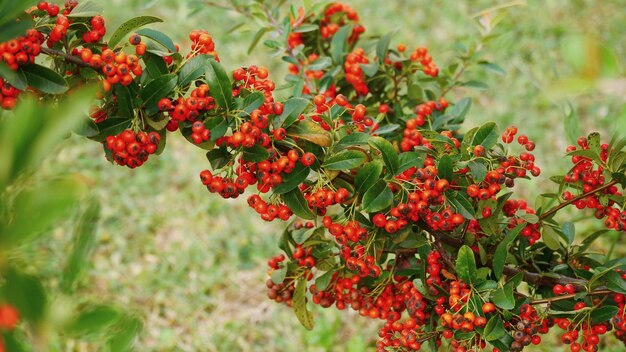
[[41, 47, 92, 68], [539, 180, 618, 221], [529, 290, 613, 305]]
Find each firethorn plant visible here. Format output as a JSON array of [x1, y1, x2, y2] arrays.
[[1, 1, 626, 351]]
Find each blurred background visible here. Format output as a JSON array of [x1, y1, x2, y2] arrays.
[[30, 0, 625, 350]]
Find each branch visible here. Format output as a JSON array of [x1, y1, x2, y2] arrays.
[[529, 289, 613, 305], [539, 180, 619, 221], [41, 47, 92, 68]]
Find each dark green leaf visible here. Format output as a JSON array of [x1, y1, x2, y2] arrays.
[[362, 180, 393, 213], [205, 148, 230, 170], [330, 25, 352, 63], [472, 122, 498, 149], [333, 132, 370, 151], [178, 54, 211, 87], [468, 160, 487, 182], [140, 73, 177, 115], [590, 305, 619, 324], [90, 118, 132, 142], [240, 92, 264, 115], [493, 224, 524, 280], [273, 97, 310, 128], [562, 222, 575, 245], [67, 305, 121, 335], [136, 28, 176, 52], [242, 145, 270, 162], [355, 160, 383, 194], [21, 64, 68, 94], [446, 191, 475, 219], [369, 136, 399, 175], [315, 270, 334, 291], [273, 164, 310, 194], [396, 152, 424, 175], [484, 316, 506, 341], [0, 62, 26, 90], [456, 245, 477, 284], [1, 269, 46, 323], [491, 284, 514, 310], [205, 59, 232, 111], [604, 271, 626, 294], [107, 15, 163, 48], [283, 188, 315, 220], [106, 316, 143, 352], [323, 150, 366, 170], [437, 154, 453, 181]]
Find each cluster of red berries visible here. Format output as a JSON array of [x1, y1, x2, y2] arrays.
[[400, 99, 449, 151], [555, 312, 608, 352], [189, 121, 210, 144], [563, 137, 625, 231], [305, 187, 350, 216], [344, 48, 369, 95], [246, 194, 293, 222], [441, 311, 487, 334], [612, 293, 626, 345], [292, 244, 316, 268], [552, 283, 577, 296], [80, 15, 106, 43], [36, 0, 77, 17], [188, 30, 219, 61], [320, 3, 365, 42], [408, 46, 439, 77], [505, 304, 548, 351], [266, 278, 294, 306], [0, 29, 44, 70], [104, 129, 161, 168], [161, 85, 216, 130], [0, 80, 20, 110], [232, 65, 275, 103], [200, 170, 243, 199], [288, 53, 325, 82], [87, 49, 143, 91], [503, 199, 542, 243], [128, 33, 147, 56], [321, 217, 367, 244]]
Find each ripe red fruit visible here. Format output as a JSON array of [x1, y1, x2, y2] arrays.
[[0, 304, 19, 330], [273, 127, 286, 141], [301, 152, 315, 166]]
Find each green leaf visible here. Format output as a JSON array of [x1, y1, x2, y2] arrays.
[[369, 136, 399, 176], [107, 15, 163, 48], [142, 52, 168, 79], [323, 150, 367, 170], [362, 180, 393, 213], [240, 92, 264, 115], [446, 191, 475, 219], [61, 200, 100, 293], [178, 54, 211, 87], [437, 154, 453, 181], [590, 305, 619, 324], [330, 24, 352, 63], [587, 132, 601, 155], [136, 28, 176, 52], [271, 265, 288, 284], [205, 148, 230, 170], [106, 315, 143, 352], [397, 152, 424, 175], [315, 270, 334, 291], [293, 278, 314, 330], [248, 27, 271, 54], [604, 271, 626, 294], [0, 62, 26, 90], [491, 284, 514, 310], [294, 24, 319, 33], [283, 188, 315, 220], [355, 160, 383, 194], [140, 73, 177, 115], [242, 145, 270, 162], [273, 97, 311, 128], [287, 120, 332, 147], [479, 62, 506, 76], [483, 316, 506, 341], [21, 64, 68, 94], [273, 164, 310, 194], [456, 245, 477, 284], [461, 80, 489, 89], [113, 84, 134, 119], [564, 103, 581, 145], [333, 132, 370, 151], [562, 222, 575, 245], [493, 224, 524, 280], [308, 56, 332, 70], [376, 32, 393, 60], [472, 122, 498, 149], [468, 160, 487, 182], [542, 225, 563, 250], [91, 118, 132, 142], [0, 269, 46, 324], [66, 0, 102, 17], [205, 59, 232, 111], [67, 305, 121, 336]]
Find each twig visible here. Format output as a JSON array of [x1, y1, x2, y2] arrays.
[[539, 180, 619, 221], [529, 290, 613, 305], [41, 47, 92, 68]]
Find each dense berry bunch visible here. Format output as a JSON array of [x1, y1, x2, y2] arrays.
[[104, 130, 161, 168]]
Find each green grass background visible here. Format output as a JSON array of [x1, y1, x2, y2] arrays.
[[35, 0, 626, 351]]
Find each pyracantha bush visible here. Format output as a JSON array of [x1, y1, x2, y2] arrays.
[[2, 1, 626, 351]]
